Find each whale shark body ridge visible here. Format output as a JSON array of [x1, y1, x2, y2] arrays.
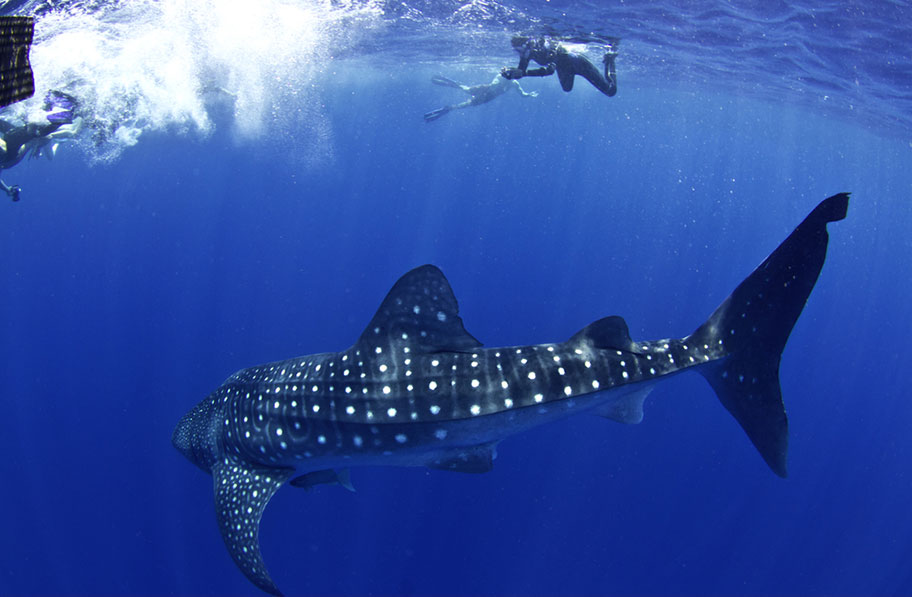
[[173, 193, 849, 595]]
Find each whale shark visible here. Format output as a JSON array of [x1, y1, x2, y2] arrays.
[[173, 193, 849, 595]]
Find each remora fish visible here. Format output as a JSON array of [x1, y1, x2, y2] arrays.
[[173, 193, 849, 595]]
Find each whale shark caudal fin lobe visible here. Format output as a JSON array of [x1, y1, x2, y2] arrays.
[[213, 458, 294, 596], [689, 192, 849, 477]]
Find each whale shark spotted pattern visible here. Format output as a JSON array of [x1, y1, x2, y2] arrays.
[[173, 194, 849, 595]]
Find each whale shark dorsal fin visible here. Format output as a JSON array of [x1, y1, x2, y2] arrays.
[[212, 457, 293, 596], [355, 264, 482, 354]]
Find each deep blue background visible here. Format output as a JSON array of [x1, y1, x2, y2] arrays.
[[1, 67, 911, 596]]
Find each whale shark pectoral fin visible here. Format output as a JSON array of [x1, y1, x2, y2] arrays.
[[212, 457, 294, 596], [355, 265, 482, 355], [427, 442, 498, 473]]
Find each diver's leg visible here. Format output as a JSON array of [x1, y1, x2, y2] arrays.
[[551, 53, 575, 91], [567, 53, 616, 97], [556, 69, 575, 91], [424, 98, 477, 122], [554, 55, 576, 92], [431, 76, 469, 91], [424, 105, 452, 122]]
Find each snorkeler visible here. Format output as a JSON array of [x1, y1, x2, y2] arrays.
[[501, 36, 618, 97], [0, 89, 81, 201], [424, 73, 537, 122]]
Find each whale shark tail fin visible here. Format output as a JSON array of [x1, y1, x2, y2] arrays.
[[689, 193, 849, 477]]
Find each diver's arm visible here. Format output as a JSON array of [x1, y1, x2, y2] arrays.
[[513, 81, 538, 97], [517, 54, 531, 72], [501, 53, 532, 79], [522, 64, 555, 77]]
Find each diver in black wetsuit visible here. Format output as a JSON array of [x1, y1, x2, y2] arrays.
[[0, 89, 80, 201], [501, 36, 618, 97]]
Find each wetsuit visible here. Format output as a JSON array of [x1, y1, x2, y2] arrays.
[[502, 37, 617, 97]]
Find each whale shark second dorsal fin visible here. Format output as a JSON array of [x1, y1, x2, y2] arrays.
[[354, 265, 482, 355], [568, 315, 640, 353]]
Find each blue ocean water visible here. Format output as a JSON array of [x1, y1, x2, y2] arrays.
[[1, 1, 911, 595]]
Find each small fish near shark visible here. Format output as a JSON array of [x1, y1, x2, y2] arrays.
[[173, 193, 849, 595]]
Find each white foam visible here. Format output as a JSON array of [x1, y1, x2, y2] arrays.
[[17, 0, 383, 164]]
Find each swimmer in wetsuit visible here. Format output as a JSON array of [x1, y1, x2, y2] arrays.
[[501, 36, 618, 97], [0, 89, 81, 201], [424, 73, 538, 122]]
